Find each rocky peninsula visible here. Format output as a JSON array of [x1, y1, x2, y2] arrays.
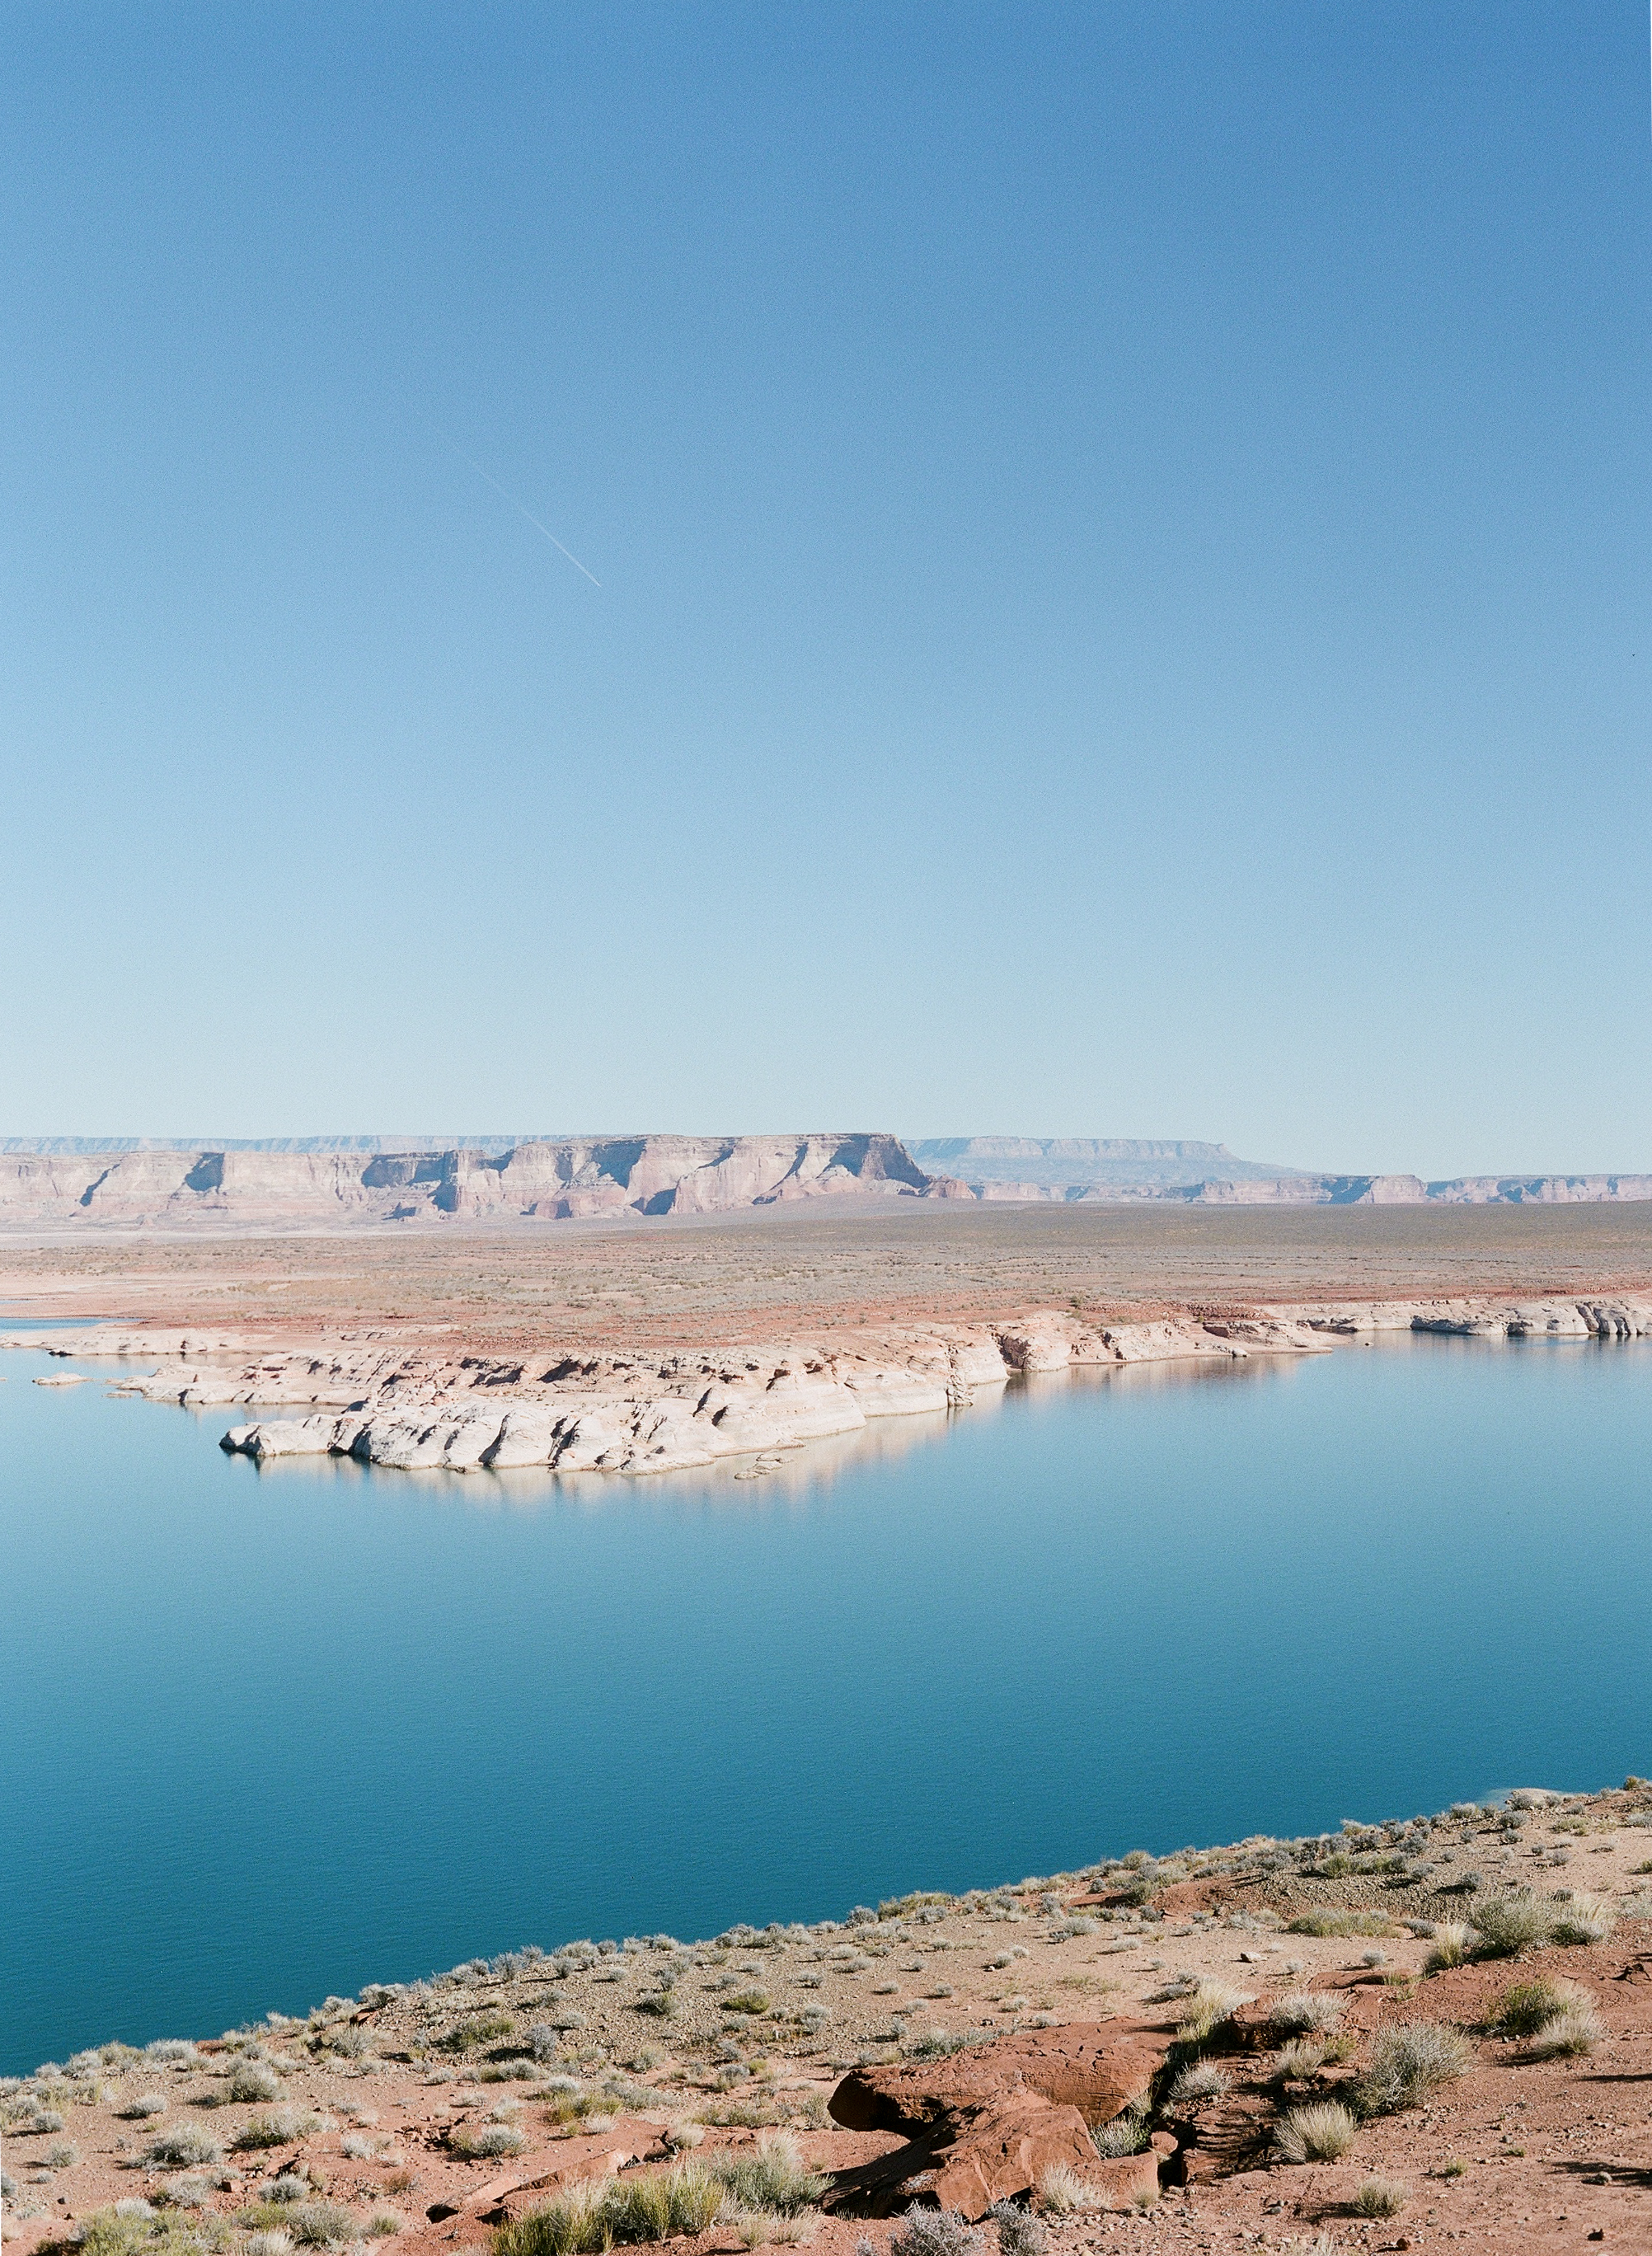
[[5, 1197, 1652, 1478], [8, 1288, 1652, 1479]]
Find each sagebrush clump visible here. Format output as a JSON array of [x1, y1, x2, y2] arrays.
[[887, 2211, 986, 2256], [226, 2063, 281, 2105], [1269, 1994, 1344, 2036], [1275, 2103, 1358, 2164], [1424, 1922, 1473, 1973], [1166, 2061, 1229, 2109], [282, 2202, 360, 2247], [1355, 2023, 1471, 2116], [1491, 1977, 1571, 2038], [703, 2137, 826, 2216], [450, 2122, 526, 2160], [1526, 1999, 1603, 2058], [1175, 1982, 1250, 2044], [1090, 2110, 1148, 2158], [1033, 2165, 1091, 2215], [495, 2162, 733, 2256], [233, 2109, 319, 2152], [987, 2202, 1044, 2256], [1468, 1892, 1554, 1955], [1352, 2178, 1407, 2218], [1551, 1893, 1616, 1946], [145, 2128, 222, 2169]]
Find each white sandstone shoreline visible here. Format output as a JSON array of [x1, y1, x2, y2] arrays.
[[4, 1289, 1651, 1478]]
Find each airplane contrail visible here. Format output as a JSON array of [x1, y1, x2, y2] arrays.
[[451, 447, 602, 587]]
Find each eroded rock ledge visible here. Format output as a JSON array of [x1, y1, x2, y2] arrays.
[[6, 1290, 1649, 1478]]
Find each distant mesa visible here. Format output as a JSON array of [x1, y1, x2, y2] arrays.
[[0, 1132, 932, 1230], [0, 1132, 1647, 1231], [908, 1135, 1309, 1190], [909, 1139, 1652, 1209]]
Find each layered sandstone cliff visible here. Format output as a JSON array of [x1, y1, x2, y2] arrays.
[[1, 1133, 1649, 1231], [0, 1132, 933, 1231]]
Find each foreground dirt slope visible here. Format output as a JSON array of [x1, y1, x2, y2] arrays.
[[10, 1786, 1652, 2255]]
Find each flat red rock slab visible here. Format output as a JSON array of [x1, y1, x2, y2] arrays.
[[469, 2130, 644, 2216], [826, 2022, 1180, 2218], [829, 2018, 1176, 2133]]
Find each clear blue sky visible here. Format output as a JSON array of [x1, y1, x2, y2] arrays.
[[3, 3, 1648, 1176]]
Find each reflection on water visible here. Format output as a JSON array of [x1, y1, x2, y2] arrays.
[[3, 1330, 1649, 2069]]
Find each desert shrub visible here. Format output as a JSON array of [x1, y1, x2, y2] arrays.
[[602, 2163, 725, 2244], [1491, 1977, 1571, 2038], [74, 2208, 230, 2256], [449, 2122, 526, 2160], [340, 2134, 385, 2161], [234, 2110, 319, 2151], [438, 2013, 516, 2054], [1352, 2178, 1407, 2218], [902, 2029, 994, 2061], [120, 2094, 169, 2120], [1090, 2112, 1148, 2158], [494, 2186, 607, 2256], [705, 2137, 826, 2215], [1275, 2103, 1358, 2163], [244, 2235, 294, 2256], [721, 1991, 771, 2016], [1552, 1894, 1616, 1946], [145, 2127, 222, 2169], [45, 2142, 80, 2170], [227, 2063, 281, 2104], [887, 2211, 985, 2256], [145, 2044, 200, 2068], [1468, 1893, 1554, 1955], [367, 2214, 403, 2238], [1527, 1999, 1604, 2058], [1269, 1994, 1344, 2036], [988, 2202, 1044, 2256], [158, 2178, 212, 2211], [28, 2109, 66, 2133], [496, 2162, 724, 2256], [1354, 2023, 1472, 2115], [1424, 1923, 1472, 1973], [542, 2087, 615, 2131], [1287, 1911, 1392, 1939], [1273, 2036, 1337, 2081], [283, 2203, 361, 2246], [1033, 2165, 1091, 2215], [1166, 2061, 1229, 2109], [262, 2177, 311, 2205], [1175, 1982, 1251, 2044]]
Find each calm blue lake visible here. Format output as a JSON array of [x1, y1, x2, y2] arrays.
[[5, 1331, 1650, 2072]]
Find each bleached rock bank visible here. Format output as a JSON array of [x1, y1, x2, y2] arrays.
[[7, 1292, 1650, 1477]]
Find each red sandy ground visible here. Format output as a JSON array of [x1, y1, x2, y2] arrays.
[[3, 1205, 1651, 1365]]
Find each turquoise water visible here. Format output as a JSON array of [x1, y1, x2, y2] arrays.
[[4, 1332, 1650, 2071]]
